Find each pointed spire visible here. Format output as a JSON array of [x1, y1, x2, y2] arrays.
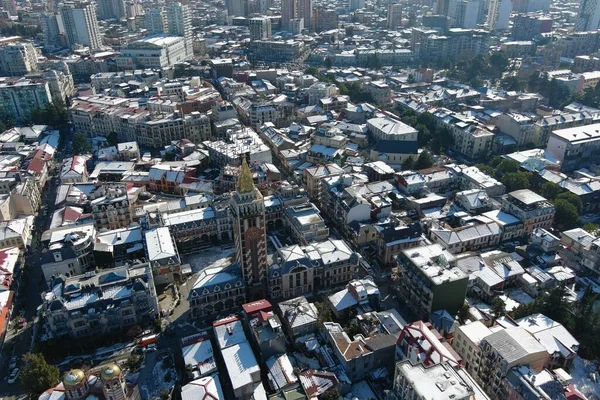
[[237, 155, 255, 193]]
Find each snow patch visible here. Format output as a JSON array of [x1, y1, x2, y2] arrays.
[[571, 355, 600, 398]]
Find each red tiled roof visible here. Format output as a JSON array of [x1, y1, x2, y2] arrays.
[[28, 157, 46, 174], [242, 299, 272, 315]]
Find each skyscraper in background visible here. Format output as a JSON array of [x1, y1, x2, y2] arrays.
[[281, 0, 313, 31], [145, 7, 167, 34], [486, 0, 511, 30], [249, 17, 272, 40], [576, 0, 600, 31], [97, 0, 125, 20], [41, 12, 65, 51], [59, 1, 103, 51], [225, 0, 248, 17], [167, 2, 193, 57], [387, 3, 403, 29]]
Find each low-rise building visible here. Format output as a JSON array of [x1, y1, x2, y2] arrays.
[[188, 262, 246, 320], [277, 296, 318, 339], [144, 227, 180, 284], [501, 189, 555, 234], [323, 321, 397, 382], [284, 202, 329, 245], [476, 327, 549, 398], [42, 263, 159, 338], [40, 223, 96, 283]]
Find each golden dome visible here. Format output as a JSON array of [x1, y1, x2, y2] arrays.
[[100, 363, 122, 381], [63, 369, 86, 386]]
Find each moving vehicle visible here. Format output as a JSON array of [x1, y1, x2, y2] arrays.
[[8, 368, 20, 384]]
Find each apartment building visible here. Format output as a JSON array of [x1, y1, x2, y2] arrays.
[[40, 223, 96, 283], [389, 361, 481, 400], [284, 202, 329, 245], [546, 122, 600, 172], [247, 40, 309, 63], [90, 183, 132, 231], [517, 313, 579, 369], [117, 34, 188, 69], [59, 1, 103, 51], [415, 28, 490, 61], [303, 163, 345, 204], [376, 222, 423, 267], [367, 116, 419, 142], [452, 320, 492, 376], [0, 42, 38, 76], [203, 128, 272, 167], [561, 228, 600, 274], [323, 321, 397, 382], [429, 219, 502, 254], [393, 244, 468, 318], [501, 189, 555, 234], [476, 328, 548, 399], [356, 49, 413, 66], [42, 263, 159, 338], [0, 78, 53, 121], [0, 216, 34, 250]]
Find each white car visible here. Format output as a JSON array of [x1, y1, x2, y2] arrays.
[[7, 368, 19, 384]]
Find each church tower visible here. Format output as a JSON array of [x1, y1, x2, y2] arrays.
[[100, 363, 127, 400], [231, 156, 268, 299]]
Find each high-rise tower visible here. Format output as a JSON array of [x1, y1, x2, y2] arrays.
[[167, 2, 192, 57], [231, 157, 268, 300], [281, 0, 312, 31], [59, 1, 103, 51], [576, 0, 600, 31]]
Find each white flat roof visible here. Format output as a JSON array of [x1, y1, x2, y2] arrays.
[[221, 341, 261, 391]]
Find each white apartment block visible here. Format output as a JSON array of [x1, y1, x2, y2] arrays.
[[117, 34, 188, 69], [59, 1, 103, 51]]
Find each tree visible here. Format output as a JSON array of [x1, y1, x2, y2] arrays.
[[415, 123, 431, 147], [107, 131, 119, 146], [490, 51, 509, 75], [540, 182, 562, 201], [72, 132, 92, 154], [414, 151, 434, 170], [457, 302, 471, 325], [401, 157, 415, 171], [496, 159, 520, 175], [583, 223, 599, 234], [21, 353, 60, 398], [314, 302, 333, 324], [555, 192, 583, 213], [304, 67, 318, 76], [491, 298, 505, 322], [344, 321, 361, 338], [474, 163, 496, 177], [321, 388, 340, 400], [163, 151, 176, 161], [324, 57, 333, 69], [554, 199, 579, 230], [501, 171, 531, 192], [540, 285, 573, 329]]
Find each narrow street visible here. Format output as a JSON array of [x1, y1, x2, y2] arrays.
[[0, 128, 70, 399]]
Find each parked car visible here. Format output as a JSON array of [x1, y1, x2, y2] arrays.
[[9, 356, 18, 369], [8, 368, 20, 384]]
